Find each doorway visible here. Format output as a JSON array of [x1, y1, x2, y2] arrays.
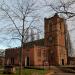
[[27, 57, 29, 66], [62, 59, 64, 65], [11, 58, 14, 65], [25, 57, 30, 66]]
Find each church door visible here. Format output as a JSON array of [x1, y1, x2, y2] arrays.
[[62, 59, 64, 65]]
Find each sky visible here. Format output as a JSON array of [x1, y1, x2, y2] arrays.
[[0, 0, 75, 56]]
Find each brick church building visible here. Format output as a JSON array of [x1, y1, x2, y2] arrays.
[[5, 13, 68, 66]]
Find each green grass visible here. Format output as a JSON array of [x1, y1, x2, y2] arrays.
[[0, 68, 47, 75]]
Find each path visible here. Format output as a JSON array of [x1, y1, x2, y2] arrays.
[[45, 66, 75, 75]]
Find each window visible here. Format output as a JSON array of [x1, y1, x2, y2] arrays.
[[49, 24, 52, 32], [60, 22, 61, 29], [49, 20, 52, 32], [48, 36, 52, 43], [37, 49, 41, 57]]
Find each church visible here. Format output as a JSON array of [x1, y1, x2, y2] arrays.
[[5, 13, 68, 66]]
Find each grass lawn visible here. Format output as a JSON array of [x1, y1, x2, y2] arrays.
[[0, 68, 47, 75]]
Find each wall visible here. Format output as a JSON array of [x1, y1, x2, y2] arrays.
[[44, 14, 67, 65]]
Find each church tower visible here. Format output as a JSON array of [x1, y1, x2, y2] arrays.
[[44, 13, 67, 65]]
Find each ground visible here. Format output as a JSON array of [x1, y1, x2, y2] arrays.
[[45, 66, 75, 75], [0, 66, 75, 75], [0, 67, 47, 75]]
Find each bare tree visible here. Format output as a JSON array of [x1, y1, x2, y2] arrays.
[[0, 50, 5, 67], [43, 0, 75, 19], [0, 0, 41, 75]]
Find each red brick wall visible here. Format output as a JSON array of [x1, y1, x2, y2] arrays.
[[33, 45, 49, 66], [44, 14, 67, 65], [5, 48, 19, 65], [5, 46, 49, 66]]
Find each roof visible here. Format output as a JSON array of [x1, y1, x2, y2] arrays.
[[68, 57, 75, 61], [5, 38, 44, 51], [23, 38, 44, 48]]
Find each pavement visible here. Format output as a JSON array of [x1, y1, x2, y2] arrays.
[[45, 66, 75, 75]]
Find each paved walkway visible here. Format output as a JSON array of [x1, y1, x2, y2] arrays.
[[45, 66, 75, 75]]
